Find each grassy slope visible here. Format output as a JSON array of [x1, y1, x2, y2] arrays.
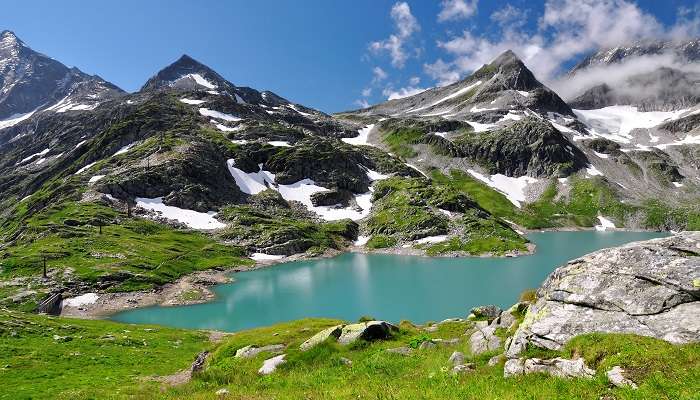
[[3, 312, 696, 400], [0, 201, 252, 310], [0, 309, 212, 400]]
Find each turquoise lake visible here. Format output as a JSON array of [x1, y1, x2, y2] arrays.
[[111, 231, 667, 331]]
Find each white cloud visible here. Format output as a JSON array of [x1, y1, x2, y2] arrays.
[[372, 66, 388, 83], [438, 0, 478, 22], [383, 85, 427, 100], [369, 2, 421, 68], [409, 76, 421, 85], [361, 87, 372, 97], [426, 0, 700, 86], [354, 98, 371, 108]]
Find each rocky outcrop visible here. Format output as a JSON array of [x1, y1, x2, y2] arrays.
[[234, 344, 285, 359], [606, 366, 638, 389], [469, 321, 501, 355], [300, 325, 344, 351], [300, 321, 398, 350], [258, 354, 286, 375], [504, 357, 595, 379], [506, 232, 700, 359]]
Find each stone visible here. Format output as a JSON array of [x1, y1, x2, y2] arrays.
[[434, 338, 459, 346], [339, 357, 352, 366], [470, 305, 502, 321], [424, 325, 439, 332], [419, 340, 436, 350], [504, 357, 595, 379], [300, 325, 344, 351], [215, 388, 229, 397], [606, 366, 638, 389], [448, 351, 465, 366], [235, 344, 285, 358], [469, 324, 501, 355], [386, 347, 413, 356], [258, 354, 286, 375], [506, 233, 700, 358], [492, 310, 516, 330], [337, 321, 398, 345], [452, 363, 475, 374], [191, 351, 209, 373], [488, 354, 504, 366]]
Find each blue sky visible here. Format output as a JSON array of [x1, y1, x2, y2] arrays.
[[2, 0, 698, 112]]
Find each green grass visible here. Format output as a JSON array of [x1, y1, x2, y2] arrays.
[[2, 312, 698, 400], [0, 202, 251, 307], [381, 128, 424, 158], [0, 309, 211, 400]]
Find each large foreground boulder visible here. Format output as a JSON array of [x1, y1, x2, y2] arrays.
[[300, 321, 398, 351], [506, 232, 700, 358]]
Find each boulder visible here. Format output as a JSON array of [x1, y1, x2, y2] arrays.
[[386, 347, 413, 356], [418, 340, 436, 350], [452, 363, 475, 374], [337, 321, 398, 345], [448, 351, 465, 366], [300, 325, 344, 351], [469, 323, 501, 355], [606, 366, 638, 389], [507, 233, 700, 358], [339, 357, 353, 366], [258, 354, 286, 375], [470, 305, 502, 321], [234, 344, 285, 359], [488, 354, 504, 366], [504, 357, 595, 379]]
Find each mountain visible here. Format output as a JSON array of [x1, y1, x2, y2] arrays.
[[355, 50, 572, 120], [0, 30, 123, 121], [567, 39, 700, 111]]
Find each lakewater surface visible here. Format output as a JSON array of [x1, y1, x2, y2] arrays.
[[112, 231, 667, 331]]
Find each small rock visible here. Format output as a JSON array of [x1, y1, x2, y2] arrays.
[[191, 351, 209, 374], [424, 325, 439, 332], [448, 351, 465, 366], [488, 354, 504, 366], [215, 388, 229, 397], [300, 325, 344, 351], [419, 340, 436, 350], [606, 366, 638, 389], [235, 344, 285, 359], [503, 358, 525, 377], [470, 305, 502, 321], [386, 347, 413, 356], [469, 324, 501, 355], [258, 354, 286, 375], [339, 357, 352, 366], [434, 338, 459, 347], [452, 363, 475, 374]]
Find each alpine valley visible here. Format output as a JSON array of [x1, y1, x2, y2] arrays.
[[0, 28, 699, 400]]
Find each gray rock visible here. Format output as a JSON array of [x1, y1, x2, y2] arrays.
[[504, 357, 595, 379], [235, 344, 285, 358], [470, 305, 502, 322], [434, 338, 459, 346], [606, 366, 638, 389], [386, 347, 413, 356], [337, 321, 398, 345], [419, 340, 436, 350], [448, 351, 465, 366], [469, 324, 501, 355], [452, 363, 475, 374], [300, 325, 344, 351], [424, 324, 439, 332], [339, 357, 353, 366], [215, 388, 229, 397], [488, 354, 504, 366], [258, 354, 286, 375], [191, 351, 209, 373], [507, 233, 700, 358]]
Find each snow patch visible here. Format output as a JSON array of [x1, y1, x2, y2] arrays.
[[466, 121, 496, 132], [593, 151, 609, 159], [20, 148, 50, 164], [88, 175, 105, 183], [573, 106, 688, 143], [408, 80, 482, 114], [594, 216, 616, 231], [199, 108, 242, 121], [586, 165, 604, 176], [467, 169, 537, 208], [62, 293, 99, 308], [672, 182, 684, 188], [174, 73, 217, 89], [354, 236, 371, 246], [75, 161, 97, 175], [114, 142, 137, 156], [267, 141, 292, 147], [135, 197, 225, 230], [0, 110, 36, 130], [342, 124, 375, 146], [250, 253, 284, 261], [180, 98, 206, 105], [226, 161, 275, 195], [415, 235, 448, 244]]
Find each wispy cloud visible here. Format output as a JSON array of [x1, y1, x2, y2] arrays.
[[438, 0, 478, 22], [383, 85, 427, 100], [369, 2, 421, 68]]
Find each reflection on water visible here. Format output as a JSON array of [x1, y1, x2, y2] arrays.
[[112, 231, 667, 331]]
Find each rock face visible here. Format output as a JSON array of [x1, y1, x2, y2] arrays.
[[506, 232, 700, 358], [469, 321, 501, 355], [606, 366, 638, 389], [0, 30, 123, 120], [258, 354, 286, 375], [504, 357, 595, 379], [234, 344, 285, 359], [300, 325, 344, 351]]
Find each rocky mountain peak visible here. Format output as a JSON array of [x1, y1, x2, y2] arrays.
[[140, 54, 234, 93]]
